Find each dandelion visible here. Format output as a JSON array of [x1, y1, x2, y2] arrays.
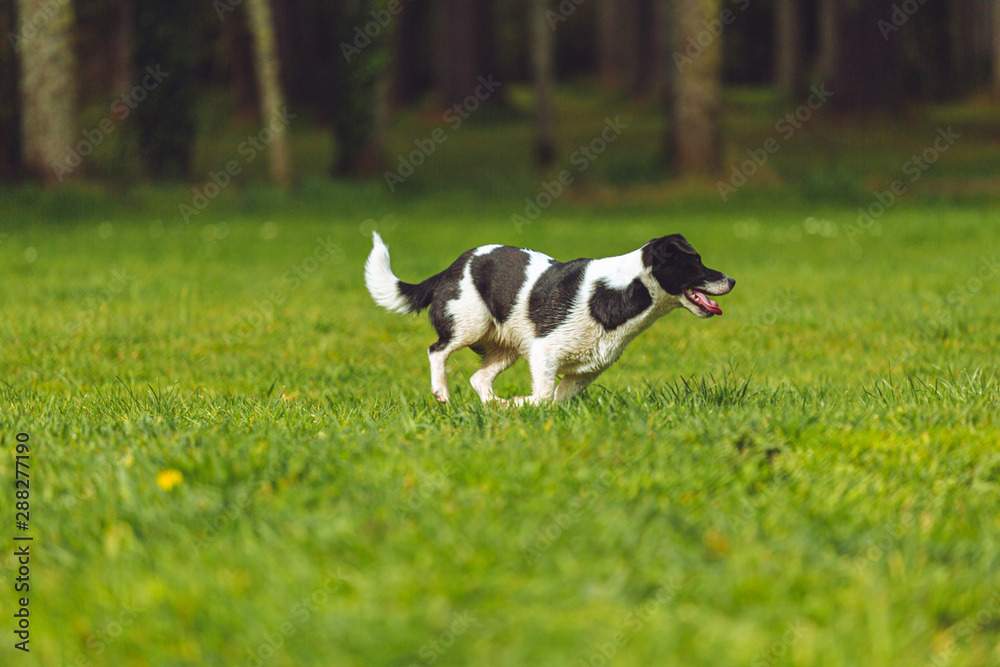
[[157, 469, 184, 491]]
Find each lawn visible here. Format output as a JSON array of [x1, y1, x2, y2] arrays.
[[1, 88, 999, 666]]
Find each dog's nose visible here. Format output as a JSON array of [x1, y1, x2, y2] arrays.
[[727, 276, 736, 290]]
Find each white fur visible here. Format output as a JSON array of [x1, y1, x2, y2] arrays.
[[364, 232, 411, 314]]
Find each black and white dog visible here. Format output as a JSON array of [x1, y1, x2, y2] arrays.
[[365, 233, 734, 405]]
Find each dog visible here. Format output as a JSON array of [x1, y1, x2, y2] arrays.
[[365, 232, 734, 405]]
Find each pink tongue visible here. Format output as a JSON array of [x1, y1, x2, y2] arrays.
[[693, 291, 723, 315]]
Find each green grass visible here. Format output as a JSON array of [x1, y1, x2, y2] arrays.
[[2, 87, 1000, 666]]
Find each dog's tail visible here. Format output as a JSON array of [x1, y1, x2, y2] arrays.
[[365, 232, 439, 314]]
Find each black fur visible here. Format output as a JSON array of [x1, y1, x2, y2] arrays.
[[470, 246, 531, 323], [642, 234, 727, 294], [528, 258, 592, 337], [588, 278, 653, 331], [397, 250, 475, 353]]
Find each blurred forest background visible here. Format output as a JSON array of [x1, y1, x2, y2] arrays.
[[1, 0, 999, 193]]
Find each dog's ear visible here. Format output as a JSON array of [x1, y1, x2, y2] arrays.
[[664, 234, 697, 255], [643, 234, 697, 267]]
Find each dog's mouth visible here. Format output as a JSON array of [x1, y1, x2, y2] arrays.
[[684, 288, 724, 316]]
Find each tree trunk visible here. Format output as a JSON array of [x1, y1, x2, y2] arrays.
[[816, 0, 838, 81], [246, 0, 292, 187], [949, 0, 977, 97], [632, 0, 657, 94], [223, 3, 260, 121], [671, 0, 723, 176], [0, 0, 23, 180], [390, 0, 433, 106], [598, 0, 640, 89], [774, 0, 801, 97], [112, 0, 134, 95], [829, 0, 902, 111], [436, 0, 498, 108], [655, 0, 676, 166], [532, 0, 555, 167], [16, 0, 77, 184], [328, 0, 387, 177], [994, 0, 1000, 98]]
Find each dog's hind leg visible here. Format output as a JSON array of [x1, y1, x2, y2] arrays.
[[470, 347, 519, 403], [428, 343, 453, 403], [554, 373, 599, 403]]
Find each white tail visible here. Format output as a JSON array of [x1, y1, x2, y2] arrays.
[[364, 232, 412, 313]]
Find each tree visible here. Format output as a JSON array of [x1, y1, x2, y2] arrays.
[[948, 0, 978, 97], [111, 0, 134, 96], [390, 0, 433, 106], [327, 0, 387, 176], [828, 0, 902, 111], [994, 0, 1000, 98], [532, 0, 555, 167], [246, 0, 292, 187], [1, 0, 22, 181], [816, 0, 838, 82], [598, 0, 638, 89], [16, 0, 76, 184], [774, 0, 802, 97], [655, 0, 677, 165], [222, 3, 260, 121], [132, 1, 203, 180], [436, 0, 499, 108], [670, 0, 723, 175]]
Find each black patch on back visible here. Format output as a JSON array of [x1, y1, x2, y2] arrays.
[[470, 246, 531, 323], [588, 278, 653, 331], [527, 258, 592, 337], [424, 249, 475, 352]]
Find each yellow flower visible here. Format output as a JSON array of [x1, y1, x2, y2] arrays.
[[156, 469, 184, 491]]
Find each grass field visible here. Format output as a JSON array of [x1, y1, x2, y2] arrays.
[[2, 88, 1000, 665]]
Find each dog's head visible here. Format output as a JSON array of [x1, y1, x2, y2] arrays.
[[642, 234, 735, 318]]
